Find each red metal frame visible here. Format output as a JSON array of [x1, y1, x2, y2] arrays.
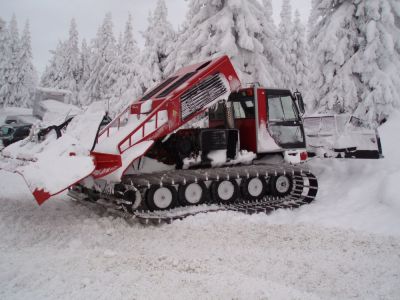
[[90, 55, 241, 178]]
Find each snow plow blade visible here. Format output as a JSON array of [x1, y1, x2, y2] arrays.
[[303, 114, 383, 159], [0, 105, 105, 204]]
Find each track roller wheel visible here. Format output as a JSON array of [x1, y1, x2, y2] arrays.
[[240, 177, 267, 200], [269, 175, 293, 197], [210, 179, 239, 203], [121, 190, 142, 213], [178, 182, 208, 206], [146, 185, 177, 211], [114, 184, 142, 213], [114, 183, 126, 197]]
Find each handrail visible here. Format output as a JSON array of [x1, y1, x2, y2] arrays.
[[117, 100, 168, 154], [97, 105, 132, 139], [97, 99, 146, 140]]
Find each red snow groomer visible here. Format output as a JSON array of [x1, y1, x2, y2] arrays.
[[1, 56, 318, 222]]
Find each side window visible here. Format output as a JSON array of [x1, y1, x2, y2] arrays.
[[233, 102, 246, 118], [281, 96, 297, 120], [268, 96, 284, 121], [209, 102, 225, 121], [232, 99, 255, 119], [268, 94, 298, 121]]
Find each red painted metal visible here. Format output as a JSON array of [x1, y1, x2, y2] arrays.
[[32, 189, 52, 205], [235, 119, 257, 152], [300, 151, 308, 161], [256, 88, 267, 127], [90, 152, 122, 179]]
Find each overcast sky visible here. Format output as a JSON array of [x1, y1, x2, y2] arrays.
[[0, 0, 311, 75]]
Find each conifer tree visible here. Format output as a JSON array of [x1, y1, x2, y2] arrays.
[[41, 41, 67, 89], [141, 0, 175, 90], [292, 10, 308, 93], [0, 17, 11, 106], [308, 0, 400, 124], [1, 15, 20, 107], [165, 0, 284, 87], [76, 39, 91, 105], [79, 39, 91, 91], [104, 13, 142, 113], [17, 21, 37, 107], [277, 0, 295, 89], [84, 13, 116, 103], [41, 19, 81, 104]]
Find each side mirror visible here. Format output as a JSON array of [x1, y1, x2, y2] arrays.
[[294, 91, 305, 116]]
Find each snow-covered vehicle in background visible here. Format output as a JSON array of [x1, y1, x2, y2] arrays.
[[3, 114, 39, 125], [0, 114, 39, 149], [303, 114, 383, 159], [0, 123, 33, 149], [33, 87, 81, 124]]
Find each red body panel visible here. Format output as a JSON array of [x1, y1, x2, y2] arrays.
[[91, 152, 122, 179], [235, 119, 257, 152], [257, 89, 267, 126]]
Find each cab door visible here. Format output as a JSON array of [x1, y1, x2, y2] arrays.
[[256, 89, 306, 152], [229, 89, 257, 152]]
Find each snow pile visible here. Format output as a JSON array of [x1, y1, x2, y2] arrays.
[[207, 149, 256, 167]]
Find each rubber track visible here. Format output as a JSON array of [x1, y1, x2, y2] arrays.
[[69, 163, 318, 225]]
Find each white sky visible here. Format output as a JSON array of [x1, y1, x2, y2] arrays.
[[0, 0, 311, 75]]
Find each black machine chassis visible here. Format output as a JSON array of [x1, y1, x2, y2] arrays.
[[68, 162, 318, 225]]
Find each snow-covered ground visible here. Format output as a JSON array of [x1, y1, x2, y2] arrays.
[[1, 113, 400, 299]]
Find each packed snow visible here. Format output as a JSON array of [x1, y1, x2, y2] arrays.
[[1, 112, 400, 299]]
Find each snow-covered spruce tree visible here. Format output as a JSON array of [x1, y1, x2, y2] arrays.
[[103, 13, 142, 114], [84, 13, 116, 104], [261, 0, 288, 87], [308, 0, 400, 124], [78, 38, 91, 101], [16, 21, 37, 107], [41, 41, 67, 89], [0, 17, 11, 106], [353, 0, 400, 123], [41, 19, 81, 104], [0, 15, 20, 107], [262, 0, 274, 26], [165, 0, 284, 87], [277, 0, 296, 89], [141, 0, 175, 91], [62, 18, 81, 104], [292, 10, 308, 93]]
